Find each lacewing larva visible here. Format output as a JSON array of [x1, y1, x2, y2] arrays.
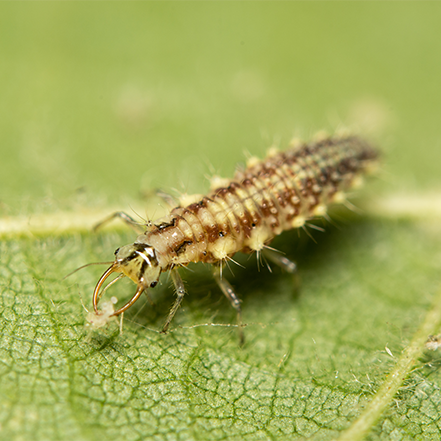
[[90, 133, 379, 342]]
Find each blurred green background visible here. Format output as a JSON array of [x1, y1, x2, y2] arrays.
[[1, 3, 441, 441], [1, 2, 440, 215]]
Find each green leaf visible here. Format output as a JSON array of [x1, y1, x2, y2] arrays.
[[1, 3, 441, 441]]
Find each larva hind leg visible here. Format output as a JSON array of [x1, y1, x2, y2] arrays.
[[262, 248, 297, 274], [161, 268, 187, 334], [213, 264, 245, 345], [93, 211, 145, 234], [262, 248, 300, 295]]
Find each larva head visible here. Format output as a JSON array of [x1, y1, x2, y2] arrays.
[[114, 243, 161, 288], [92, 242, 162, 316]]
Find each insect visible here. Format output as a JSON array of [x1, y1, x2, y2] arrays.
[[91, 133, 378, 343]]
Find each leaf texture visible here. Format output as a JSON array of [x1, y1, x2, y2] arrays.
[[1, 2, 441, 440]]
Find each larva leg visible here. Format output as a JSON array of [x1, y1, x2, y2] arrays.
[[262, 249, 300, 295], [212, 264, 245, 345], [93, 211, 144, 234], [161, 268, 187, 334], [155, 189, 179, 208], [262, 249, 297, 274]]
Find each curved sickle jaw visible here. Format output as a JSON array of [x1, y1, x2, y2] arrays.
[[92, 264, 145, 317]]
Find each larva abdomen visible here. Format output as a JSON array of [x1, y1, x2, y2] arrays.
[[91, 134, 378, 340], [146, 135, 377, 265]]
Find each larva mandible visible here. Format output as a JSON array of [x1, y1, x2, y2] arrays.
[[91, 134, 378, 342]]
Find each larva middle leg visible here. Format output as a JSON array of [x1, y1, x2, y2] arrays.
[[161, 269, 187, 334], [212, 263, 245, 345]]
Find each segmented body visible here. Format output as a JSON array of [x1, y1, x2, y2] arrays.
[[92, 134, 378, 337], [138, 135, 377, 268]]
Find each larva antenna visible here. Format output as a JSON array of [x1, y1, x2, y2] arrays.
[[63, 261, 114, 280]]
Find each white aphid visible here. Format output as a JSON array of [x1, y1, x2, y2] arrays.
[[85, 296, 120, 331]]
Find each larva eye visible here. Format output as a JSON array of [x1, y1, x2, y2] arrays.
[[150, 281, 158, 288], [114, 247, 120, 255]]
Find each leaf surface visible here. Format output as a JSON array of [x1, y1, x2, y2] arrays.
[[1, 3, 441, 440]]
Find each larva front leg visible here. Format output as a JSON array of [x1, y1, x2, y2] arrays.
[[161, 268, 187, 334], [93, 211, 145, 234], [212, 264, 245, 345]]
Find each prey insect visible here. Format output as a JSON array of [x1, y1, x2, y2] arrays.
[[91, 134, 378, 343]]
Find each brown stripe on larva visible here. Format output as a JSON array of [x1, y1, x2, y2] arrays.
[[140, 135, 379, 268]]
